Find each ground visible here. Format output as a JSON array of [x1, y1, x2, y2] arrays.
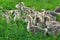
[[0, 0, 60, 40]]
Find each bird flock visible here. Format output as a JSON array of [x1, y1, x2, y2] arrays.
[[0, 2, 60, 36]]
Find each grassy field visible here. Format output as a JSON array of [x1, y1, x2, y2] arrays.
[[0, 0, 60, 40]]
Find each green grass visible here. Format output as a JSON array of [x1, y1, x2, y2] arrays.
[[0, 0, 60, 10], [0, 0, 60, 40]]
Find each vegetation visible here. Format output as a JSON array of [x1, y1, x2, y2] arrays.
[[0, 0, 60, 40]]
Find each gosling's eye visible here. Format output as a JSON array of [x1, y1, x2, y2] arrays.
[[36, 18, 39, 23], [46, 18, 49, 21], [44, 17, 49, 21]]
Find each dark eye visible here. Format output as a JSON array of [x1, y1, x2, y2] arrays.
[[45, 17, 49, 21], [36, 18, 39, 23]]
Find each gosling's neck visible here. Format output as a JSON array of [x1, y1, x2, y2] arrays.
[[27, 20, 32, 31]]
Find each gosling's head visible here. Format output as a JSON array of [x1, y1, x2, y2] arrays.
[[24, 15, 32, 23], [40, 9, 47, 16], [5, 10, 11, 15], [16, 2, 24, 9], [54, 6, 60, 13], [44, 16, 50, 24], [34, 15, 44, 26]]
